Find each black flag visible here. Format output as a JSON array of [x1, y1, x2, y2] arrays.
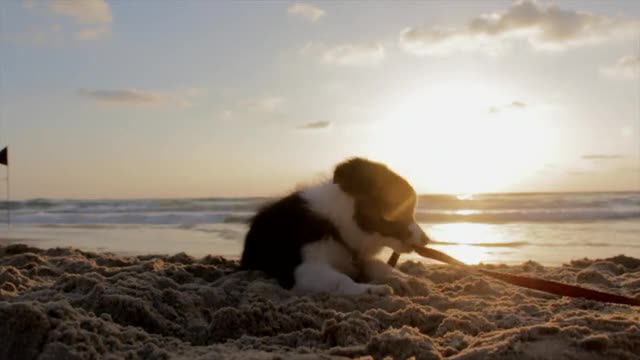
[[0, 146, 7, 166]]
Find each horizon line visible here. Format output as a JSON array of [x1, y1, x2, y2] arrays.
[[5, 189, 640, 202]]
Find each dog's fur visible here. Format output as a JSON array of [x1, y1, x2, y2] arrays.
[[240, 157, 429, 295]]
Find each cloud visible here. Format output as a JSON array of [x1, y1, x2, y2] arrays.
[[78, 88, 204, 107], [489, 100, 527, 114], [299, 121, 332, 129], [21, 0, 113, 41], [287, 3, 325, 22], [321, 43, 386, 66], [79, 89, 163, 104], [400, 26, 505, 56], [582, 154, 624, 160], [49, 0, 112, 24], [399, 0, 639, 56], [221, 95, 286, 119], [601, 55, 640, 79]]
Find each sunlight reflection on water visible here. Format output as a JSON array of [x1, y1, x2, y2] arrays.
[[416, 220, 640, 266], [419, 222, 521, 264]]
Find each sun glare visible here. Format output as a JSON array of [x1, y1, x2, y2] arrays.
[[426, 223, 511, 264], [369, 80, 554, 194]]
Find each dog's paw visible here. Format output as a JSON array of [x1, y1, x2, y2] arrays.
[[376, 275, 413, 296], [362, 284, 394, 296]]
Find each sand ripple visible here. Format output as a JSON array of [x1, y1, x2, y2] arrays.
[[1, 244, 639, 359]]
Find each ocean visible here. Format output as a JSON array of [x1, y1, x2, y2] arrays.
[[1, 192, 638, 265]]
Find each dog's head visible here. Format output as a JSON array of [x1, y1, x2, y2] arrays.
[[333, 157, 430, 253]]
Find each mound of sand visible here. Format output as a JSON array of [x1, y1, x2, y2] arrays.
[[1, 243, 639, 359]]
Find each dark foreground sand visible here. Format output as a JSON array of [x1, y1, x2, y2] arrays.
[[1, 244, 639, 360]]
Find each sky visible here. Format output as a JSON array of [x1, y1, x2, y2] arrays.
[[0, 0, 639, 199]]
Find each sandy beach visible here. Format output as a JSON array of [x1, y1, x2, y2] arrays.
[[3, 0, 639, 359], [1, 243, 639, 360]]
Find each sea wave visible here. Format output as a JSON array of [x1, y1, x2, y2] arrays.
[[0, 198, 267, 213], [415, 208, 640, 223], [6, 212, 255, 225], [6, 208, 638, 225], [1, 192, 638, 225], [417, 192, 640, 211], [430, 240, 640, 249]]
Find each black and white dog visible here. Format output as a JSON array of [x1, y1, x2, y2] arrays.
[[240, 157, 430, 295]]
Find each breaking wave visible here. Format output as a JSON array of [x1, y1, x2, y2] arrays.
[[1, 192, 638, 225]]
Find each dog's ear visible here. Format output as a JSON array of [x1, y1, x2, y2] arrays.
[[335, 157, 416, 215], [333, 157, 378, 196]]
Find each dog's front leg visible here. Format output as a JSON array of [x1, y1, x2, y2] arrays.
[[293, 262, 393, 295], [360, 258, 408, 282], [360, 258, 413, 295]]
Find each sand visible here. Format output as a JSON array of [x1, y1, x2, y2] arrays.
[[1, 243, 639, 360]]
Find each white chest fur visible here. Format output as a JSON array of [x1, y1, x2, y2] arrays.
[[300, 181, 384, 259]]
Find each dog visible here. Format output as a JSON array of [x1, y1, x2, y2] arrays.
[[240, 157, 430, 295]]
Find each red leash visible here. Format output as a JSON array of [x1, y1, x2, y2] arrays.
[[388, 247, 640, 307]]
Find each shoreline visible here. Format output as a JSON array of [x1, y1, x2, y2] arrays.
[[1, 243, 639, 359], [5, 220, 640, 267]]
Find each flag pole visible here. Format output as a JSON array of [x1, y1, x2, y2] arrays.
[[1, 146, 9, 229], [6, 161, 9, 229]]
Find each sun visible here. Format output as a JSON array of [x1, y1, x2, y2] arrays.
[[367, 80, 554, 194]]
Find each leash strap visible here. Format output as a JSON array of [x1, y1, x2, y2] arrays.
[[388, 247, 640, 307]]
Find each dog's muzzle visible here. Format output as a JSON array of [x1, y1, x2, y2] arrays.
[[419, 229, 430, 246], [409, 223, 430, 247]]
